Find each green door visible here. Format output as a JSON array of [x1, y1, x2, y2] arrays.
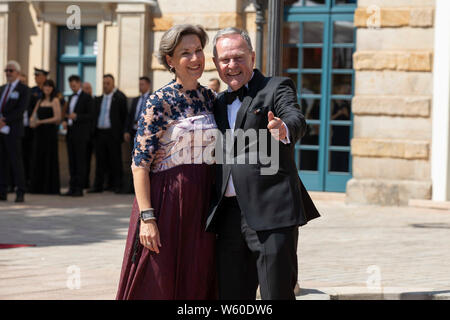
[[283, 0, 356, 192]]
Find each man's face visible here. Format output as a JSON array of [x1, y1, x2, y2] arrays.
[[213, 34, 255, 91], [82, 82, 92, 96], [139, 79, 150, 94], [4, 64, 20, 83], [69, 80, 81, 93], [34, 73, 46, 87], [103, 77, 114, 94]]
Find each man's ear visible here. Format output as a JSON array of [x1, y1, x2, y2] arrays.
[[213, 56, 219, 69], [251, 51, 256, 67]]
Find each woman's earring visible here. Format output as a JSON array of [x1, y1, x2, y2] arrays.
[[169, 66, 175, 73]]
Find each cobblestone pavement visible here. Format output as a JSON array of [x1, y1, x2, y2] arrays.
[[1, 192, 450, 299]]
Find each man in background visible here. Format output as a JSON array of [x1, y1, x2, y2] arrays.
[[208, 78, 221, 93], [62, 75, 94, 197], [82, 81, 95, 189], [89, 74, 127, 194], [123, 76, 151, 193], [0, 60, 31, 202]]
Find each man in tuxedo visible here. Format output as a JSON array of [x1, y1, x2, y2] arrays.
[[123, 76, 151, 193], [62, 75, 95, 197], [82, 81, 95, 189], [207, 28, 320, 300], [0, 60, 31, 202], [89, 74, 127, 194]]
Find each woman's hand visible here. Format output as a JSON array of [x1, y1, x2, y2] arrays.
[[139, 220, 162, 254]]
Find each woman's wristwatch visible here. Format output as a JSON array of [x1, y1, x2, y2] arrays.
[[139, 208, 156, 222]]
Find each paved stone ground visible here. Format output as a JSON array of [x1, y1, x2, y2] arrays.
[[1, 192, 450, 300]]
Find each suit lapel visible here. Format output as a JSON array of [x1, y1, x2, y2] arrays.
[[215, 94, 230, 132]]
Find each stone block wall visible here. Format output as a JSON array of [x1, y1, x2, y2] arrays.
[[347, 0, 435, 205]]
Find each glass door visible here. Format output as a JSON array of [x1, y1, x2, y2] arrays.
[[283, 2, 356, 192]]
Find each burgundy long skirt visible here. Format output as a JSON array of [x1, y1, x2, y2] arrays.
[[116, 164, 217, 300]]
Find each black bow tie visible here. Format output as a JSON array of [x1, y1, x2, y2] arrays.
[[224, 86, 247, 105]]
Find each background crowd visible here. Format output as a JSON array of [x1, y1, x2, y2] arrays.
[[0, 59, 222, 203]]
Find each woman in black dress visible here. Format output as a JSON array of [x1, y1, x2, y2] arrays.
[[29, 79, 61, 194]]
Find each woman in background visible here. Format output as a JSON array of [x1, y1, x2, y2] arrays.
[[29, 79, 61, 194]]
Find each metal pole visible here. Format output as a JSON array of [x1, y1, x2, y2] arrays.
[[267, 0, 284, 76], [252, 0, 267, 71]]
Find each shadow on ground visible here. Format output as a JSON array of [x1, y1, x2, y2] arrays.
[[0, 193, 134, 247]]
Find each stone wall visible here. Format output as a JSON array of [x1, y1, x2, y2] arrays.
[[347, 0, 435, 205]]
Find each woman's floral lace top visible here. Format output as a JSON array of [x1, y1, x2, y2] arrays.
[[132, 80, 217, 173]]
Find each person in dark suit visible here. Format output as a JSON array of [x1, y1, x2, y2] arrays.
[[81, 81, 95, 189], [61, 75, 95, 197], [0, 60, 31, 202], [89, 74, 127, 194], [123, 76, 151, 194], [207, 28, 321, 300]]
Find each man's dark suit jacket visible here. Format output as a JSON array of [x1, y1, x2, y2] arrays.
[[125, 96, 140, 135], [0, 82, 31, 137], [206, 69, 320, 232], [94, 89, 128, 142], [66, 91, 95, 141]]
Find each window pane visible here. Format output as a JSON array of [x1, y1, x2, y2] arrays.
[[303, 22, 323, 44], [283, 47, 299, 69], [335, 0, 357, 4], [332, 74, 352, 95], [83, 64, 96, 94], [300, 99, 321, 120], [329, 151, 349, 172], [299, 149, 318, 171], [330, 125, 350, 146], [302, 74, 321, 94], [60, 64, 78, 96], [305, 0, 326, 6], [303, 48, 322, 68], [83, 28, 97, 55], [283, 22, 300, 45], [333, 48, 353, 69], [60, 29, 79, 55], [330, 99, 351, 121], [301, 124, 320, 146], [333, 21, 354, 44]]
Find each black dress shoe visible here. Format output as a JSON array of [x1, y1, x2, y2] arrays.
[[87, 188, 103, 193], [0, 193, 7, 201], [15, 193, 24, 203], [72, 190, 83, 197]]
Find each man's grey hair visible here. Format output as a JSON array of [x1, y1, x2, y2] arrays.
[[6, 60, 21, 72], [213, 27, 253, 57]]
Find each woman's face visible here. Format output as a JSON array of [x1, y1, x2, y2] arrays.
[[166, 34, 205, 83], [43, 84, 54, 97]]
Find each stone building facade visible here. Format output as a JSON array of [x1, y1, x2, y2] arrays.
[[1, 0, 449, 206]]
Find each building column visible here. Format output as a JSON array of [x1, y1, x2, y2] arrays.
[[251, 0, 266, 71], [116, 3, 150, 97], [431, 0, 450, 201], [0, 3, 10, 83]]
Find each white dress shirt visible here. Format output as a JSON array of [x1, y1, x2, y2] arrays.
[[224, 82, 291, 197], [68, 88, 82, 126], [97, 89, 117, 129]]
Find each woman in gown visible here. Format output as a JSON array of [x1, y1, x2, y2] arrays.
[[29, 79, 61, 194], [116, 24, 218, 300]]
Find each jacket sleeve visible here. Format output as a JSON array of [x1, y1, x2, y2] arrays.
[[272, 78, 306, 144], [4, 85, 30, 124]]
